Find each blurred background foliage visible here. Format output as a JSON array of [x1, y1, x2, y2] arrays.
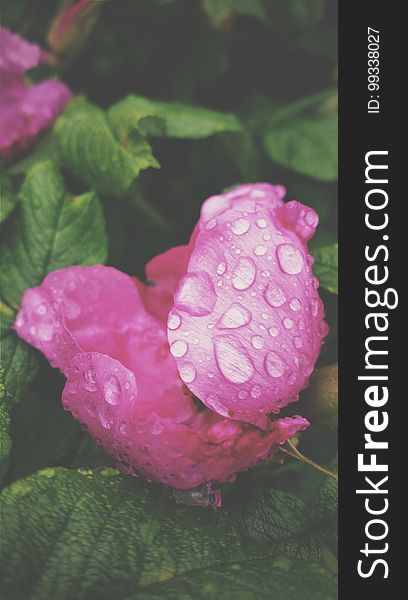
[[2, 0, 337, 274]]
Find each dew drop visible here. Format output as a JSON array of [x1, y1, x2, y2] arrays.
[[175, 272, 216, 316], [205, 218, 218, 230], [170, 340, 188, 357], [283, 318, 294, 330], [293, 336, 303, 349], [310, 298, 320, 317], [252, 335, 264, 349], [152, 421, 164, 435], [36, 303, 48, 315], [218, 303, 252, 329], [238, 389, 248, 400], [265, 351, 285, 378], [180, 363, 196, 383], [214, 336, 254, 384], [217, 262, 227, 275], [250, 189, 266, 198], [103, 375, 121, 405], [254, 245, 267, 256], [289, 297, 301, 312], [119, 421, 128, 435], [168, 312, 181, 330], [64, 299, 81, 319], [276, 243, 304, 275], [268, 326, 279, 337], [250, 384, 262, 398], [232, 257, 256, 290], [264, 286, 286, 307], [256, 218, 267, 228], [37, 323, 53, 342], [232, 218, 250, 235]]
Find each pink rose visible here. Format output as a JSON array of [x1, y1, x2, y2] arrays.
[[0, 28, 71, 160], [15, 184, 327, 492]]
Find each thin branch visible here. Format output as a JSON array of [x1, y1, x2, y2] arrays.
[[279, 439, 338, 481]]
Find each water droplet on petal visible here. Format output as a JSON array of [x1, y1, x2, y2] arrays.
[[310, 298, 320, 317], [36, 303, 48, 315], [254, 245, 267, 256], [268, 326, 279, 337], [103, 375, 121, 405], [283, 318, 294, 330], [256, 218, 267, 229], [276, 243, 304, 275], [293, 336, 303, 349], [252, 335, 264, 349], [250, 189, 266, 198], [64, 299, 81, 319], [250, 384, 262, 398], [205, 218, 218, 230], [232, 257, 256, 290], [218, 303, 252, 329], [217, 262, 227, 275], [37, 323, 53, 342], [289, 298, 301, 311], [168, 313, 181, 330], [152, 421, 164, 435], [118, 421, 128, 435], [265, 351, 285, 378], [179, 363, 196, 383], [175, 272, 216, 316], [232, 218, 250, 235], [264, 286, 286, 307], [238, 389, 248, 400], [214, 336, 254, 384], [170, 340, 188, 357]]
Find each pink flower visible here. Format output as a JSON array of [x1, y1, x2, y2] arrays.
[[14, 183, 327, 491], [0, 28, 71, 160]]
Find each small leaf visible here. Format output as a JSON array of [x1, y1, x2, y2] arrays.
[[55, 98, 159, 196], [0, 468, 337, 600], [0, 161, 107, 403], [264, 113, 337, 181], [313, 243, 338, 294]]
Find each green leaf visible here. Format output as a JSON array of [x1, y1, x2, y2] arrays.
[[264, 113, 337, 181], [109, 94, 245, 140], [313, 243, 338, 294], [202, 0, 267, 27], [0, 160, 107, 403], [0, 369, 12, 483], [0, 172, 18, 223], [235, 465, 338, 561], [0, 329, 39, 407], [0, 468, 337, 600], [55, 98, 159, 196], [109, 95, 256, 178], [0, 160, 107, 311]]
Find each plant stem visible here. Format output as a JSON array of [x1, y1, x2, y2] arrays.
[[279, 439, 338, 481]]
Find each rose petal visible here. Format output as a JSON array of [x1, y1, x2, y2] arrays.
[[168, 184, 327, 427]]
